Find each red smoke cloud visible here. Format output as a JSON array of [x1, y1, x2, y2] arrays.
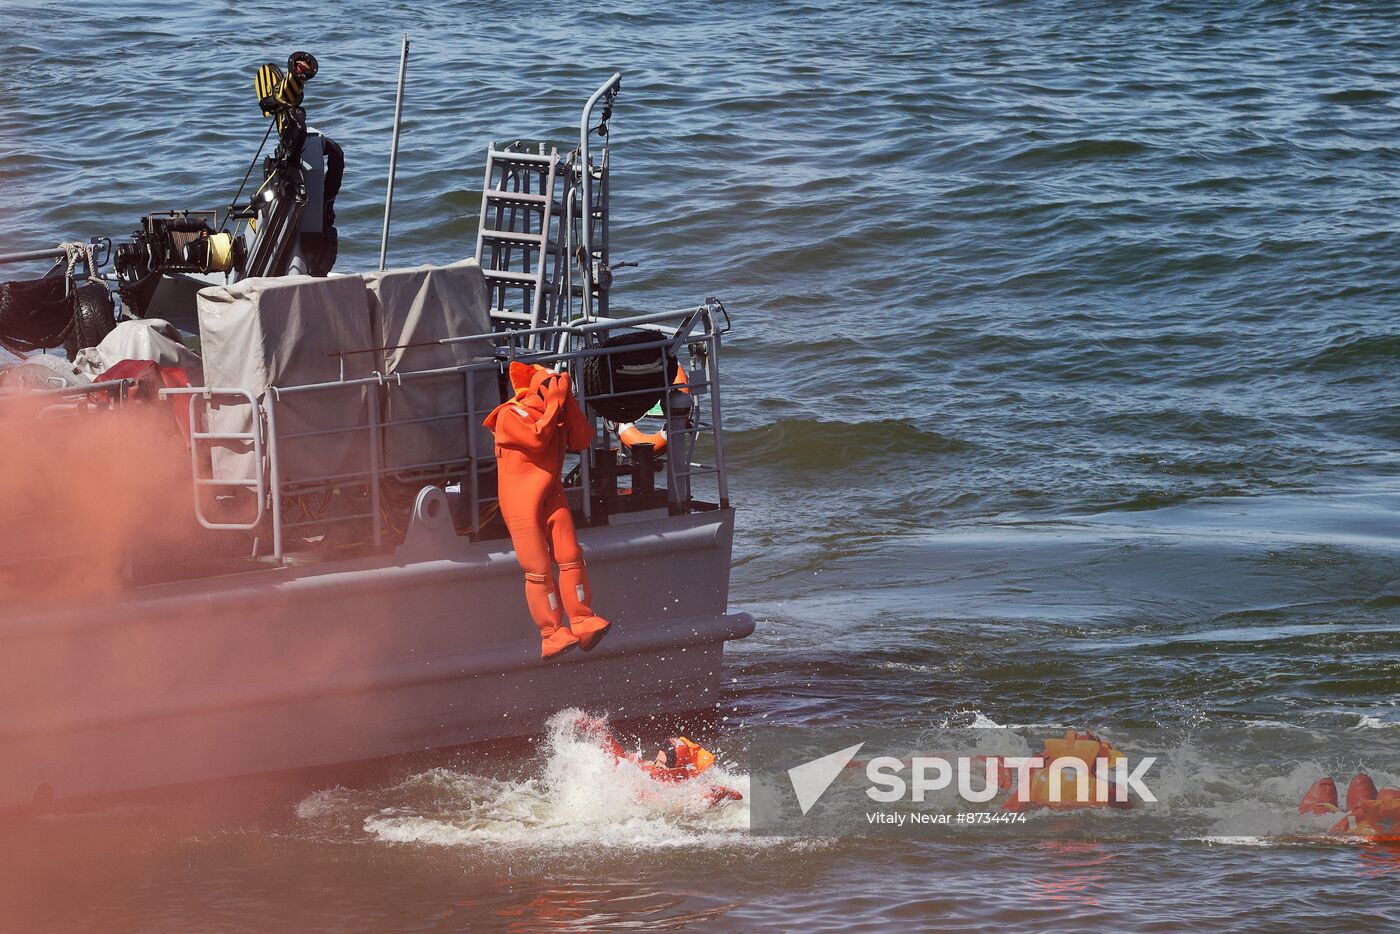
[[0, 391, 195, 605]]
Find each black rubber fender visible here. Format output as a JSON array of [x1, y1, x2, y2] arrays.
[[581, 330, 679, 423], [64, 281, 117, 357]]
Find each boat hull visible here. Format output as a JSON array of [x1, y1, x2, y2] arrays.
[[0, 507, 749, 809]]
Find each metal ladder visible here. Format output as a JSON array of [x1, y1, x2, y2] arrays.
[[474, 143, 567, 334]]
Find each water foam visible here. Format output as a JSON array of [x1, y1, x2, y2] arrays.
[[297, 710, 802, 852]]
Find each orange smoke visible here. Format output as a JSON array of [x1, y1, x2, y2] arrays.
[[0, 390, 196, 607]]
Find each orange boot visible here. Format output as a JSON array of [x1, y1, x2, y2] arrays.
[[558, 559, 611, 651], [1300, 777, 1340, 815], [1346, 773, 1379, 812], [1329, 781, 1400, 838], [526, 572, 579, 659]]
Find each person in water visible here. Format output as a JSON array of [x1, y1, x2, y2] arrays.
[[484, 362, 612, 659], [575, 715, 742, 806], [1000, 729, 1135, 812], [1300, 772, 1400, 840]]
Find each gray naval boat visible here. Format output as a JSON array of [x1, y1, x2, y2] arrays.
[[0, 69, 750, 810]]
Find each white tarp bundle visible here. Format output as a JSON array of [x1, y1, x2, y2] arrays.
[[198, 274, 373, 486], [363, 258, 495, 474], [72, 318, 203, 382]]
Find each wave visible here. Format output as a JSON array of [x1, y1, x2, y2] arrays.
[[1319, 88, 1390, 105], [1002, 137, 1152, 166], [725, 418, 969, 471], [1306, 333, 1400, 370]]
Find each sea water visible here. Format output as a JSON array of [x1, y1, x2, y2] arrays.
[[2, 0, 1398, 929]]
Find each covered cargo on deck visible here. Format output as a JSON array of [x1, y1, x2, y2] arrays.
[[198, 274, 374, 487], [362, 257, 496, 477]]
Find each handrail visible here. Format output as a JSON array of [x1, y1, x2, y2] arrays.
[[574, 306, 708, 333], [0, 247, 67, 265], [272, 330, 717, 397], [159, 387, 267, 531], [433, 303, 705, 350], [0, 377, 133, 401], [579, 73, 621, 321], [327, 302, 705, 359], [0, 238, 111, 270]]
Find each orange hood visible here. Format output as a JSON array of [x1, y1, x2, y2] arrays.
[[483, 362, 595, 454]]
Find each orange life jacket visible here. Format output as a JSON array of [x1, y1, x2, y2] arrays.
[[1003, 731, 1131, 811], [573, 716, 739, 803], [1330, 787, 1400, 840]]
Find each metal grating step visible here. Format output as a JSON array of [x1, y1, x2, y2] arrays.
[[484, 190, 549, 206], [480, 230, 548, 245], [487, 149, 557, 166], [482, 269, 539, 284]]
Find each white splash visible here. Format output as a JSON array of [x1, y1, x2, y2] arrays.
[[294, 786, 352, 820], [296, 710, 804, 852]]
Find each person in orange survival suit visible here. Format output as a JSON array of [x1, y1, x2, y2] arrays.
[[1000, 730, 1135, 812], [484, 361, 611, 658], [1300, 773, 1400, 841], [575, 715, 743, 806]]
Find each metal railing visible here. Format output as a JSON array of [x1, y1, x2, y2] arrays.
[[125, 300, 733, 564], [161, 387, 268, 531], [0, 301, 730, 572]]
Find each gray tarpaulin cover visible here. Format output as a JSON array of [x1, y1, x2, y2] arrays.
[[198, 274, 373, 485], [72, 318, 203, 382], [363, 258, 496, 474]]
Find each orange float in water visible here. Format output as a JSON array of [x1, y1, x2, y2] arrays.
[[484, 362, 612, 659]]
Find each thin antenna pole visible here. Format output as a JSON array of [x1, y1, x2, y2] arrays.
[[379, 33, 410, 270]]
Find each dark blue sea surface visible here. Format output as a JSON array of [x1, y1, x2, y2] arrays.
[[2, 0, 1398, 930]]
